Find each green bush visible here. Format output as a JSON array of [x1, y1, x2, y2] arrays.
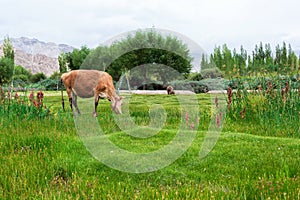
[[170, 80, 209, 93], [40, 79, 59, 91], [188, 73, 203, 81], [200, 68, 222, 79], [199, 78, 227, 90], [30, 73, 47, 83]]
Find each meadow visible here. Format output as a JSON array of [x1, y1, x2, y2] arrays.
[[1, 88, 300, 199]]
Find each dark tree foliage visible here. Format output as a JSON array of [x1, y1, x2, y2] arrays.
[[108, 48, 191, 83], [58, 52, 68, 73], [0, 37, 15, 84], [13, 65, 32, 82], [30, 73, 46, 83], [65, 46, 91, 71], [3, 37, 14, 62], [108, 30, 192, 84], [0, 57, 14, 84], [61, 30, 193, 84]]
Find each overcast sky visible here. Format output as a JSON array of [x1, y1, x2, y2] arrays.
[[1, 0, 300, 54]]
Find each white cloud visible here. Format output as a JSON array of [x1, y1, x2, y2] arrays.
[[1, 0, 300, 53]]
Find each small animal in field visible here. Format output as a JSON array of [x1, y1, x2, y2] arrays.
[[60, 70, 122, 117], [166, 85, 175, 95]]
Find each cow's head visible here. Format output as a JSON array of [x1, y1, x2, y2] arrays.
[[111, 96, 123, 114]]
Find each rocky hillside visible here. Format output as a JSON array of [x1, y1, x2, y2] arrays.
[[0, 37, 74, 76]]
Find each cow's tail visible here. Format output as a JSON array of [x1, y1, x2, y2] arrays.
[[60, 78, 65, 111]]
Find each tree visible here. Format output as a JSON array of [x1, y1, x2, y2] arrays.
[[0, 57, 14, 84], [65, 46, 91, 70], [58, 52, 68, 73], [200, 54, 210, 69], [30, 73, 46, 83], [287, 44, 299, 72], [85, 30, 193, 84], [274, 44, 281, 71], [81, 45, 112, 71], [13, 65, 32, 82], [0, 36, 15, 85], [265, 43, 273, 70], [49, 71, 62, 80], [258, 42, 265, 66], [274, 42, 291, 74], [3, 36, 14, 63], [281, 42, 287, 67], [209, 42, 300, 76], [108, 47, 190, 85], [231, 46, 247, 76], [212, 46, 222, 69]]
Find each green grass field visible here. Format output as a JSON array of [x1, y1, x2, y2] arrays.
[[1, 91, 299, 199]]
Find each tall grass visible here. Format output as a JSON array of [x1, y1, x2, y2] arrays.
[[226, 76, 300, 138], [0, 90, 51, 120]]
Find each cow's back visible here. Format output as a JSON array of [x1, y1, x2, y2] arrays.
[[71, 70, 102, 98], [62, 70, 114, 98]]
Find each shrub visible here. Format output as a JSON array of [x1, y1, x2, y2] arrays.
[[137, 82, 165, 90], [30, 73, 47, 83], [199, 78, 227, 90], [200, 68, 222, 79], [40, 79, 59, 91], [189, 82, 209, 93], [170, 80, 209, 93], [188, 73, 203, 81]]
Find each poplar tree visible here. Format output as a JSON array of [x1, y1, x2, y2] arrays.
[[0, 36, 15, 84]]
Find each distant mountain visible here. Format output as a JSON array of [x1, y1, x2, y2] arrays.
[[0, 37, 74, 76]]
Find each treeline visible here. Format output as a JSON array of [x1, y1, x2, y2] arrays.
[[59, 30, 192, 84], [201, 42, 300, 77], [1, 30, 192, 90], [2, 31, 300, 92]]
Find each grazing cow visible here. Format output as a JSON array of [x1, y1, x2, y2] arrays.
[[61, 70, 122, 117], [166, 85, 175, 95]]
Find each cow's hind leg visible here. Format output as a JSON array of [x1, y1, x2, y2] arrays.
[[68, 97, 73, 111], [72, 91, 81, 115], [93, 95, 100, 117], [66, 87, 74, 112]]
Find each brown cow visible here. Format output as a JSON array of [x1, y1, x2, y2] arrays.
[[166, 85, 175, 95], [61, 70, 122, 117]]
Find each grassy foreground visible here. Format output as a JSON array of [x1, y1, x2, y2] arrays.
[[1, 92, 299, 199]]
